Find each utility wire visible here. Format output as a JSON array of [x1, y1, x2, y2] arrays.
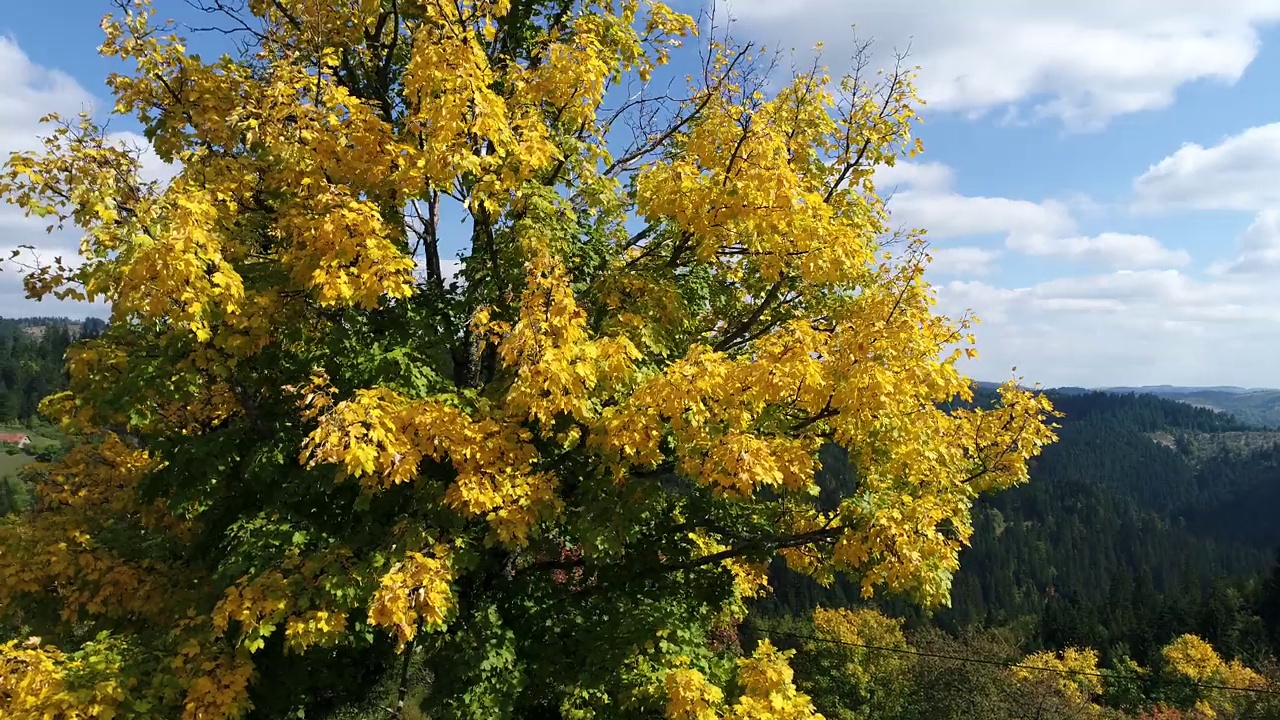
[[757, 629, 1280, 697]]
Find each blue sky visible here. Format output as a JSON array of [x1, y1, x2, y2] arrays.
[[4, 2, 1280, 388]]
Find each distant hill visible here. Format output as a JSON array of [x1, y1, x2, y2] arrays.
[[760, 388, 1280, 670], [1094, 387, 1280, 429], [974, 381, 1280, 429], [1102, 385, 1273, 395]]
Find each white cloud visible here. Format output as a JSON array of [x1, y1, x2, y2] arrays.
[[937, 269, 1280, 387], [107, 130, 177, 186], [1007, 232, 1190, 268], [0, 37, 105, 318], [725, 1, 1280, 129], [0, 36, 94, 155], [1209, 209, 1280, 275], [1134, 123, 1280, 211], [927, 247, 1000, 276], [414, 256, 464, 285], [874, 161, 954, 192], [875, 161, 1074, 240], [900, 193, 1075, 241], [0, 38, 172, 319], [878, 162, 1180, 271]]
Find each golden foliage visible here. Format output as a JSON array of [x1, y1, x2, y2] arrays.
[[367, 547, 456, 647], [1014, 648, 1104, 706], [1162, 634, 1267, 718], [664, 642, 823, 720], [0, 0, 1058, 715]]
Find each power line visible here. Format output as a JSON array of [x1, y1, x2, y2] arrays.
[[756, 629, 1280, 697]]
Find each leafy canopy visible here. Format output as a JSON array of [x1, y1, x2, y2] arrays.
[[0, 0, 1056, 718]]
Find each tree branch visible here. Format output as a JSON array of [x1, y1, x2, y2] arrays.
[[603, 43, 754, 177], [714, 277, 786, 352]]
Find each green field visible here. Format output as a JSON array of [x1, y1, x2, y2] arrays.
[[0, 426, 60, 515], [0, 451, 34, 515], [0, 450, 33, 477]]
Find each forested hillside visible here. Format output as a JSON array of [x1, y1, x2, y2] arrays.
[[1145, 389, 1280, 429], [763, 391, 1280, 674], [0, 317, 103, 422]]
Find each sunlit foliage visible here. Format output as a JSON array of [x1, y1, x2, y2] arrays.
[[0, 0, 1056, 717]]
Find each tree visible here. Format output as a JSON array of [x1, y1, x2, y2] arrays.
[[0, 1, 1057, 718], [1160, 634, 1267, 718], [898, 628, 1024, 720], [1012, 647, 1106, 714], [789, 607, 914, 720]]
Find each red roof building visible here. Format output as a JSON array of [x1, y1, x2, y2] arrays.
[[0, 433, 31, 448]]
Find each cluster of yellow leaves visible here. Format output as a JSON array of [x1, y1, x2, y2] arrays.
[[0, 439, 181, 624], [395, 0, 697, 204], [367, 547, 456, 647], [633, 61, 885, 286], [729, 642, 825, 720], [522, 0, 695, 126], [0, 433, 266, 720], [105, 1, 418, 316], [808, 607, 909, 685], [827, 383, 1058, 601], [1162, 634, 1267, 718], [0, 640, 129, 720], [589, 280, 1055, 601], [176, 649, 254, 720], [665, 642, 824, 720], [283, 610, 349, 652], [1014, 648, 1104, 706], [1163, 634, 1232, 684], [299, 383, 562, 546], [399, 0, 554, 200], [208, 543, 375, 658], [0, 632, 255, 720], [593, 340, 821, 495], [115, 188, 244, 341], [496, 230, 643, 433], [276, 192, 416, 309], [665, 667, 726, 720], [689, 529, 771, 610], [212, 570, 295, 652]]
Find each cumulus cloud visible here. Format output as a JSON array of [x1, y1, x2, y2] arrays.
[[0, 37, 113, 318], [0, 38, 174, 320], [937, 270, 1280, 387], [724, 0, 1280, 129], [927, 247, 1001, 277], [107, 130, 178, 187], [878, 162, 1185, 271], [1134, 123, 1280, 211], [0, 36, 94, 153], [1007, 232, 1190, 268], [1208, 209, 1280, 275], [875, 161, 1074, 241], [874, 161, 955, 192]]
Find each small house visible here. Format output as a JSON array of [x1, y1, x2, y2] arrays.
[[0, 433, 31, 449]]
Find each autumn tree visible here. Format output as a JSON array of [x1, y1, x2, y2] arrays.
[[1160, 634, 1269, 718], [1010, 648, 1110, 719], [0, 0, 1057, 717], [788, 607, 914, 720]]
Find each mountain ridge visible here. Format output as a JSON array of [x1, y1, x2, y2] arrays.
[[973, 381, 1280, 428]]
